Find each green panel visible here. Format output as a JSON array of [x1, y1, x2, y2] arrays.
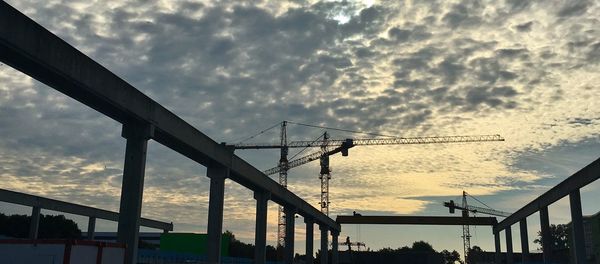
[[160, 233, 230, 257]]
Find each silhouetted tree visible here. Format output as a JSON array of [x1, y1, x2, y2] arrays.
[[441, 249, 463, 264], [0, 213, 81, 239], [222, 230, 277, 261], [411, 241, 436, 252], [533, 224, 569, 250]]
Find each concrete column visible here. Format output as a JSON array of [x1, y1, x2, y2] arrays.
[[305, 218, 314, 264], [207, 165, 228, 264], [505, 227, 513, 264], [519, 219, 529, 263], [570, 189, 586, 264], [284, 207, 296, 264], [87, 216, 96, 240], [254, 191, 270, 264], [539, 206, 553, 263], [117, 122, 152, 264], [494, 231, 501, 264], [332, 230, 339, 264], [320, 225, 329, 264], [29, 206, 41, 239]]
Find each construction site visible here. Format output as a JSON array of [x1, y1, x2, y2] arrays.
[[1, 1, 599, 264]]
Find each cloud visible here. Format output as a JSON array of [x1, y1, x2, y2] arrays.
[[557, 0, 590, 17]]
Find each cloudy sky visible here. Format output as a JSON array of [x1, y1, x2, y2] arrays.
[[1, 0, 599, 257]]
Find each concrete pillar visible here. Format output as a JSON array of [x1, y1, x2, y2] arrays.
[[305, 218, 314, 264], [87, 216, 96, 240], [320, 225, 329, 264], [494, 231, 501, 264], [505, 227, 513, 264], [29, 206, 41, 239], [284, 207, 296, 264], [206, 165, 228, 264], [570, 189, 586, 264], [539, 206, 553, 263], [519, 219, 529, 263], [117, 122, 152, 264], [253, 191, 270, 264], [332, 230, 339, 264]]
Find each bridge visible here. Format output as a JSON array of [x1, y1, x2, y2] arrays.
[[0, 2, 339, 264], [1, 2, 598, 264]]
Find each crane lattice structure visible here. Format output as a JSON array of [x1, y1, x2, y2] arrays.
[[444, 191, 511, 263], [229, 121, 505, 248]]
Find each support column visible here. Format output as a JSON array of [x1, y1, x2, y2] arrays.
[[207, 165, 228, 264], [539, 207, 553, 263], [494, 231, 501, 264], [332, 230, 339, 264], [254, 191, 270, 264], [305, 218, 314, 264], [570, 189, 586, 264], [87, 216, 96, 240], [519, 219, 529, 263], [284, 207, 296, 264], [29, 206, 40, 239], [506, 227, 513, 264], [117, 122, 152, 264], [320, 225, 329, 264]]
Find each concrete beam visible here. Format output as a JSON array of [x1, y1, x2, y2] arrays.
[[284, 207, 296, 264], [207, 165, 228, 264], [539, 207, 553, 263], [29, 206, 40, 239], [332, 230, 339, 264], [117, 122, 151, 264], [519, 219, 529, 263], [505, 227, 513, 264], [320, 225, 329, 264], [336, 215, 498, 226], [495, 157, 600, 232], [570, 189, 586, 264], [494, 232, 501, 264], [254, 191, 269, 264], [87, 217, 96, 240], [305, 218, 314, 264], [0, 2, 339, 232], [0, 188, 173, 231]]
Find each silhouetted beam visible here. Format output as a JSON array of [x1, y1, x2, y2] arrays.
[[495, 157, 600, 232], [0, 2, 338, 231], [0, 188, 173, 231], [337, 216, 498, 226]]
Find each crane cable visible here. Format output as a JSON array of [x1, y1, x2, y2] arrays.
[[233, 121, 283, 144], [286, 120, 398, 138], [289, 132, 326, 160], [465, 192, 493, 210]]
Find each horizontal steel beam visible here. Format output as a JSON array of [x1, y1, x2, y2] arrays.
[[0, 2, 338, 231], [495, 157, 600, 232], [336, 215, 498, 226], [0, 188, 173, 231]]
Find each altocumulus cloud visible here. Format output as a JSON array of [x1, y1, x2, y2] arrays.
[[1, 0, 599, 244]]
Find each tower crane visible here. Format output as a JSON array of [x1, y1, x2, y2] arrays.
[[228, 121, 505, 248], [444, 191, 511, 263]]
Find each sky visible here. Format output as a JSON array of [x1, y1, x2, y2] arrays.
[[1, 0, 599, 258]]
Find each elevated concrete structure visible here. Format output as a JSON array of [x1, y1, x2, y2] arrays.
[[493, 157, 599, 264], [0, 2, 340, 263], [0, 188, 173, 235], [337, 215, 498, 226]]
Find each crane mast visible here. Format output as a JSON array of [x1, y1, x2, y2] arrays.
[[277, 121, 288, 248], [444, 191, 511, 263]]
